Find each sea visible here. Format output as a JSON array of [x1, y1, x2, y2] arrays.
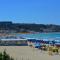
[[16, 32, 60, 40]]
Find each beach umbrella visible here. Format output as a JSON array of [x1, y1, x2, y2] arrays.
[[34, 42, 41, 48], [54, 40, 60, 46], [42, 39, 49, 44], [55, 40, 60, 43]]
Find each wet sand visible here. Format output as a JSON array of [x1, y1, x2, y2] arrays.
[[0, 46, 60, 60]]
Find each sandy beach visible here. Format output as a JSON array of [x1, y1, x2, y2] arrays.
[[0, 46, 60, 60]]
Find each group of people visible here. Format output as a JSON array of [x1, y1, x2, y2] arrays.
[[48, 45, 59, 55], [38, 44, 60, 55], [28, 39, 60, 55], [30, 43, 60, 55]]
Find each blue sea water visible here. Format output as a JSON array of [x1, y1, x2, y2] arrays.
[[17, 32, 60, 39]]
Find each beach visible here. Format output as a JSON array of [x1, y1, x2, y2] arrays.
[[0, 46, 60, 60]]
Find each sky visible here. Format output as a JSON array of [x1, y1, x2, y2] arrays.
[[0, 0, 60, 25]]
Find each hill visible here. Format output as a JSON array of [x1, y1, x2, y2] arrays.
[[0, 22, 60, 33]]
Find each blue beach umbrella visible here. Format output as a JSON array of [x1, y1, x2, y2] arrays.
[[27, 38, 36, 42], [34, 42, 41, 48], [54, 40, 60, 46], [55, 40, 60, 43], [42, 39, 49, 44]]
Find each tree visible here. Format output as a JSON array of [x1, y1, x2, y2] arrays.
[[0, 50, 14, 60]]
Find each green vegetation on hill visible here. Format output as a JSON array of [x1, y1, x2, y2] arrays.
[[0, 22, 60, 33]]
